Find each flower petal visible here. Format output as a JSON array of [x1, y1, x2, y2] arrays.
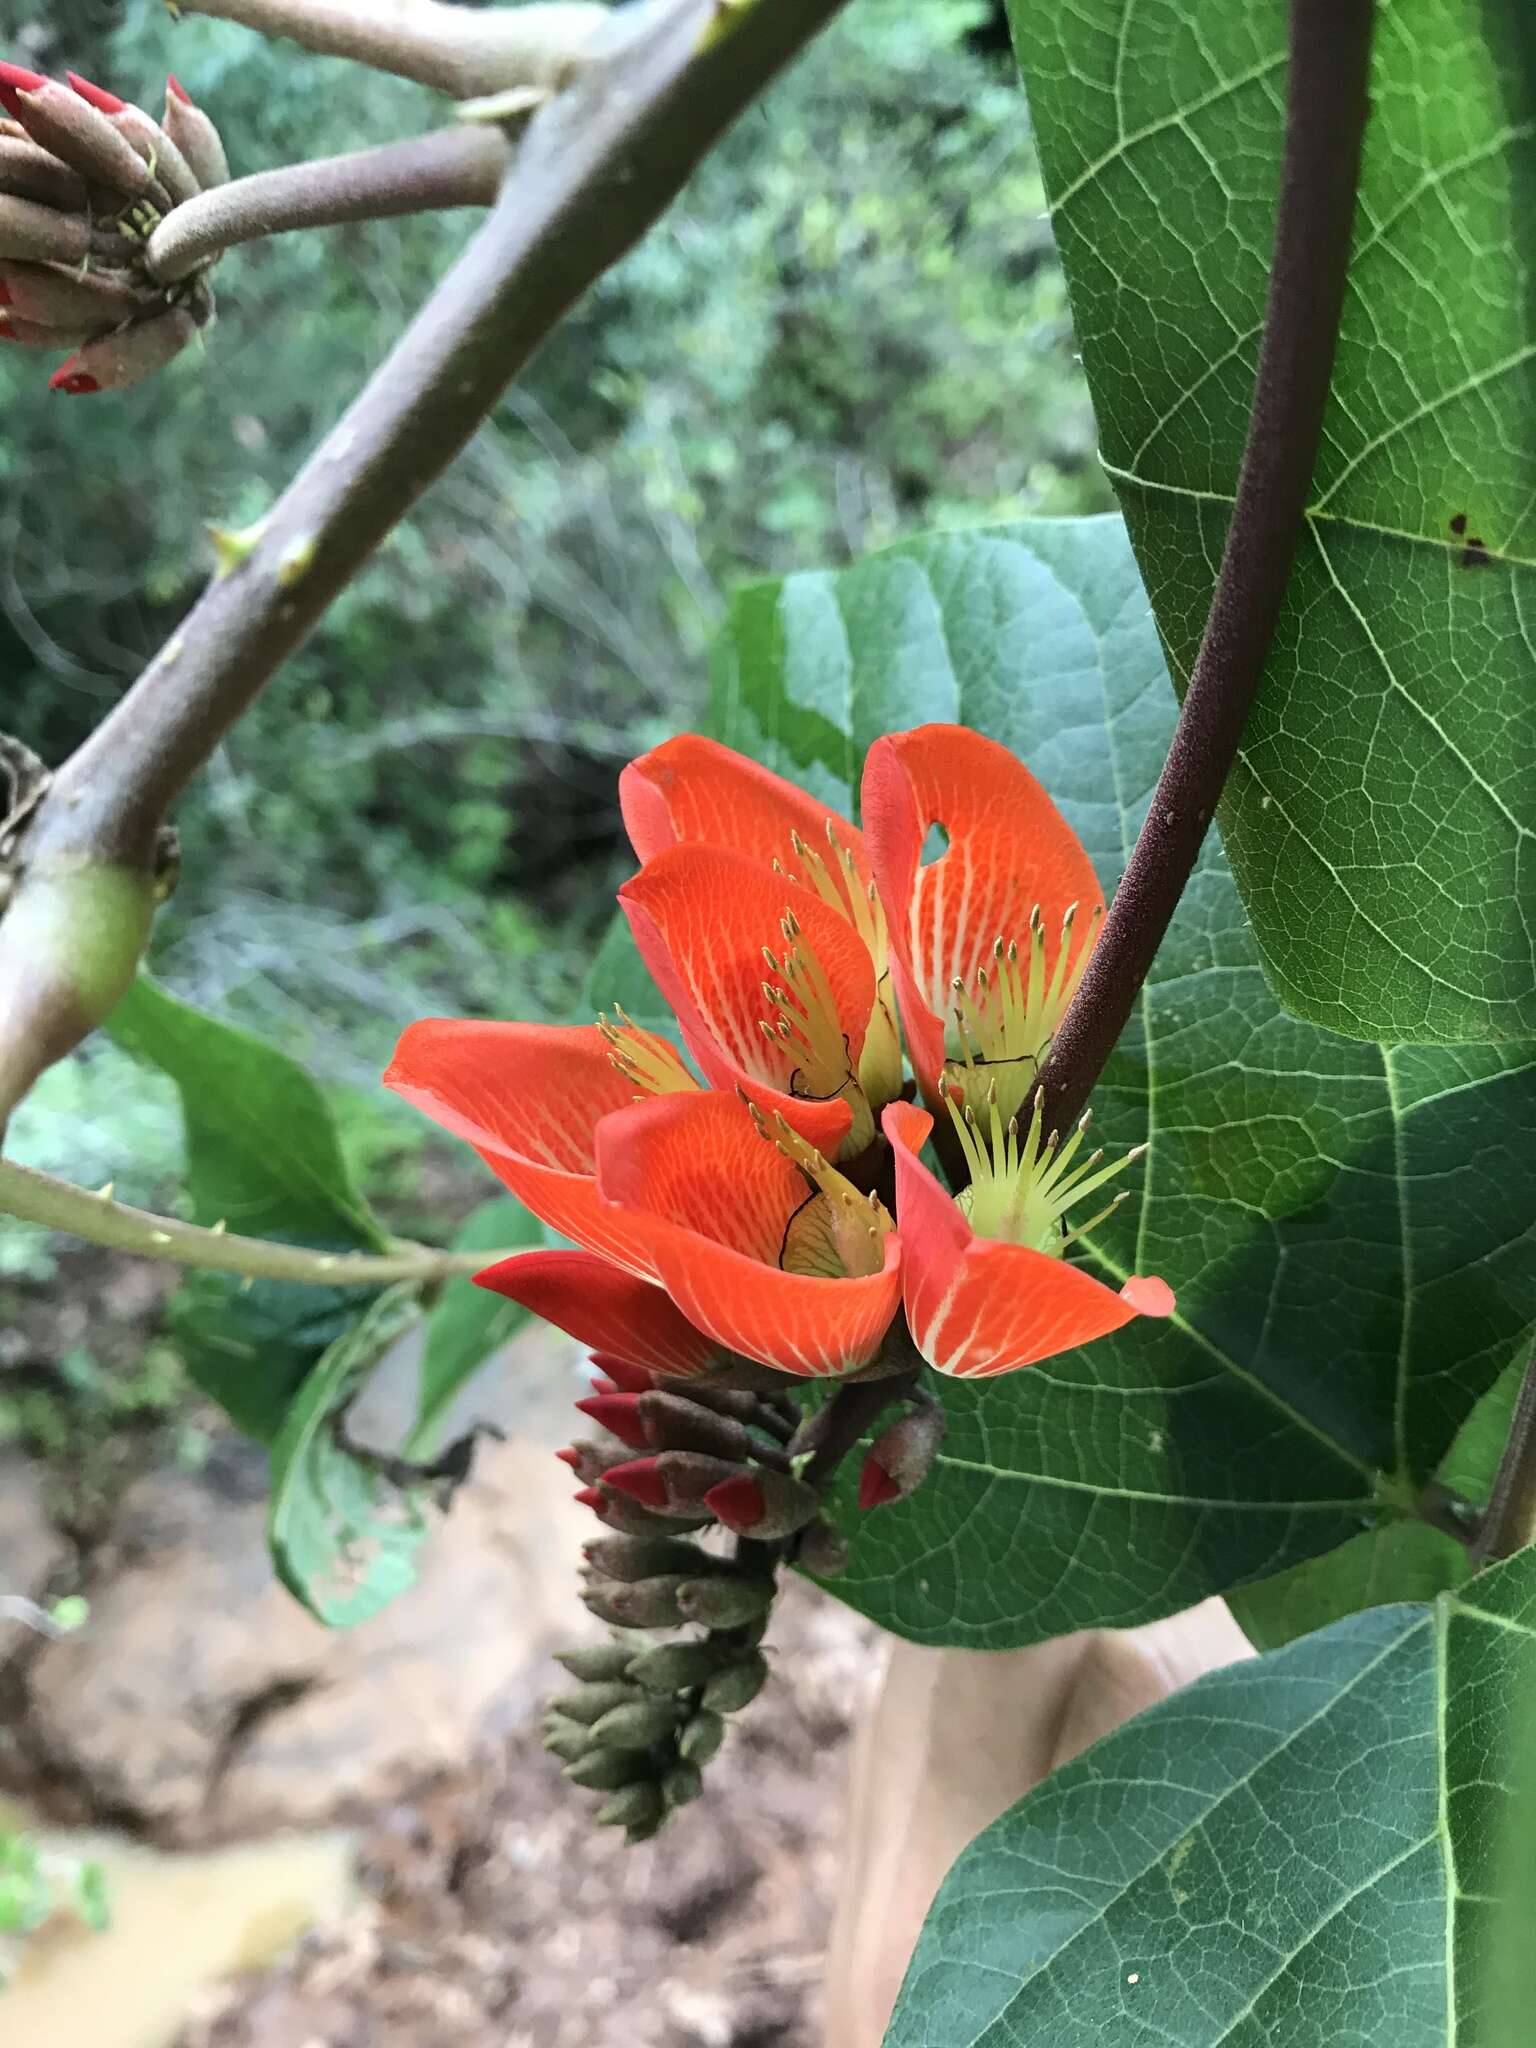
[[1120, 1273, 1176, 1318], [383, 1019, 657, 1276], [621, 734, 869, 886], [475, 1248, 726, 1379], [596, 1091, 901, 1377], [862, 725, 1103, 1098], [619, 846, 873, 1156], [883, 1099, 1141, 1375]]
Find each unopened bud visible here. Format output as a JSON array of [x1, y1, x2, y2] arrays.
[[704, 1467, 822, 1539], [1, 72, 156, 200], [583, 1535, 704, 1584], [0, 260, 135, 327], [678, 1710, 725, 1765], [564, 1748, 651, 1792], [604, 1451, 740, 1518], [675, 1575, 776, 1629], [588, 1696, 682, 1749], [68, 79, 201, 206], [625, 1641, 729, 1693], [559, 1438, 628, 1486], [666, 1381, 768, 1421], [596, 1782, 663, 1833], [0, 135, 87, 209], [0, 191, 91, 265], [794, 1516, 850, 1577], [588, 1352, 656, 1395], [663, 1762, 704, 1810], [859, 1399, 946, 1509], [0, 310, 93, 348], [164, 76, 229, 189], [553, 1642, 635, 1684], [637, 1390, 755, 1460], [541, 1716, 592, 1764], [549, 1681, 640, 1726], [581, 1573, 687, 1629], [50, 304, 199, 396], [574, 1392, 650, 1451], [700, 1651, 769, 1715]]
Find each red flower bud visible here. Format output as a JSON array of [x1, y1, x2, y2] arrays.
[[49, 363, 100, 396], [573, 1485, 608, 1515], [587, 1353, 656, 1395], [601, 1457, 669, 1511], [858, 1458, 903, 1510], [589, 1374, 618, 1395], [555, 1446, 580, 1470], [0, 64, 47, 120], [66, 71, 125, 115], [703, 1475, 766, 1533], [574, 1393, 649, 1452], [166, 74, 192, 106]]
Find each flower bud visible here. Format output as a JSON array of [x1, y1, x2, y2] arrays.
[[625, 1642, 730, 1694], [794, 1516, 850, 1577], [541, 1717, 592, 1765], [549, 1680, 640, 1726], [164, 76, 229, 190], [0, 135, 87, 209], [859, 1398, 947, 1509], [581, 1574, 688, 1630], [0, 260, 135, 327], [559, 1438, 627, 1485], [663, 1763, 704, 1810], [703, 1467, 822, 1539], [700, 1651, 769, 1716], [583, 1534, 705, 1584], [68, 77, 201, 206], [675, 1576, 776, 1629], [678, 1710, 725, 1765], [587, 1696, 682, 1749], [637, 1390, 755, 1461], [564, 1748, 651, 1791], [666, 1380, 770, 1421], [0, 70, 157, 201], [574, 1392, 650, 1450], [0, 191, 91, 265], [587, 1352, 656, 1395], [50, 304, 199, 396], [553, 1641, 636, 1684], [603, 1451, 741, 1517], [595, 1782, 663, 1833], [0, 311, 94, 348]]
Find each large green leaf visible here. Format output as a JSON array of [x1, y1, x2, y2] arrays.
[[106, 976, 387, 1440], [885, 1548, 1536, 2048], [268, 1284, 431, 1628], [1006, 2, 1536, 1044], [713, 518, 1536, 1646]]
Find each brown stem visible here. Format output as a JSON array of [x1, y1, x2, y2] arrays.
[[171, 0, 610, 98], [145, 127, 511, 282], [1033, 0, 1375, 1137], [0, 0, 851, 1128], [1471, 1347, 1536, 1566]]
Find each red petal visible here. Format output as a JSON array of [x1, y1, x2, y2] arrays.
[[862, 726, 1102, 1098], [620, 846, 870, 1155], [475, 1249, 724, 1379], [884, 1100, 1136, 1375], [621, 735, 869, 893], [858, 1458, 903, 1510], [574, 1393, 649, 1450], [67, 71, 126, 114], [703, 1475, 766, 1532], [597, 1092, 901, 1377], [384, 1020, 657, 1276], [602, 1458, 669, 1510]]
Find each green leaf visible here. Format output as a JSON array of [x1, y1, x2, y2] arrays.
[[268, 1284, 430, 1628], [1007, 1, 1536, 1043], [583, 910, 674, 1037], [886, 1549, 1536, 2048], [713, 518, 1536, 1647], [409, 1196, 544, 1457], [106, 976, 388, 1440]]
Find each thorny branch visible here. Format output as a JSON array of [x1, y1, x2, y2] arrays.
[[1032, 0, 1376, 1138]]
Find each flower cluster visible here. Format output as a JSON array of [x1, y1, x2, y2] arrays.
[[388, 724, 1172, 1395], [388, 723, 1173, 1836], [0, 62, 225, 394]]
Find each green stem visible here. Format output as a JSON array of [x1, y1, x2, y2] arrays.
[[0, 1157, 504, 1286]]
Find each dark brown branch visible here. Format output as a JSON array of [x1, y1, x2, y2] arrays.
[[1470, 1347, 1536, 1566], [1033, 0, 1375, 1136], [145, 127, 512, 282], [0, 0, 849, 1128]]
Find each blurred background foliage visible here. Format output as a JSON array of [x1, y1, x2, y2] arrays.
[[0, 0, 1105, 1239]]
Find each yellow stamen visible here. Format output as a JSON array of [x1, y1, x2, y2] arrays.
[[598, 1008, 698, 1097], [942, 901, 1102, 1122], [781, 824, 903, 1111], [951, 1085, 1144, 1256], [745, 1100, 893, 1277]]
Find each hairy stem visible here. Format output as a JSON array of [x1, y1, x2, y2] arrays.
[[0, 1157, 503, 1286], [1033, 0, 1375, 1136], [171, 0, 610, 98], [1471, 1348, 1536, 1565], [146, 127, 511, 282]]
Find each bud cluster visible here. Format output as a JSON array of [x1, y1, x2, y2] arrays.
[[0, 63, 227, 394], [546, 1351, 947, 1839]]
